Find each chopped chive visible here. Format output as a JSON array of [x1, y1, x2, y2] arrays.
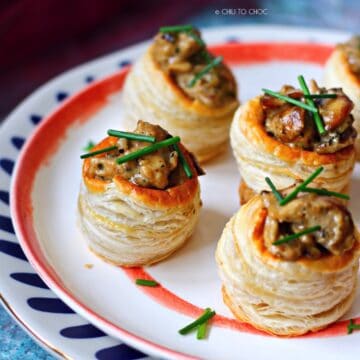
[[197, 322, 207, 339], [279, 167, 324, 206], [196, 309, 211, 340], [83, 140, 95, 152], [107, 129, 156, 143], [179, 308, 216, 335], [116, 136, 180, 164], [187, 31, 205, 47], [174, 143, 192, 178], [302, 187, 350, 200], [80, 145, 118, 159], [201, 49, 212, 64], [273, 225, 321, 246], [262, 88, 318, 112], [351, 324, 360, 331], [135, 279, 159, 287], [265, 177, 283, 203], [297, 75, 326, 135], [159, 24, 193, 33], [347, 319, 360, 334], [187, 56, 223, 88], [304, 94, 337, 99]]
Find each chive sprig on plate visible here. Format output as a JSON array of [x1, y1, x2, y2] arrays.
[[348, 319, 360, 334], [178, 308, 216, 337], [196, 319, 208, 340], [135, 279, 159, 287]]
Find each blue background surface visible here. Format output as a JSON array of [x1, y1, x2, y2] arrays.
[[1, 0, 359, 358], [0, 310, 53, 360]]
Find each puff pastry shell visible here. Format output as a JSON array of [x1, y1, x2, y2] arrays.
[[122, 48, 239, 162], [78, 137, 201, 266], [324, 48, 360, 158], [230, 98, 355, 203], [215, 195, 360, 336]]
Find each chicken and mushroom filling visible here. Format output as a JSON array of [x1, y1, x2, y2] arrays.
[[261, 192, 355, 261], [87, 121, 189, 189], [261, 82, 356, 153], [152, 29, 237, 107], [338, 35, 360, 76]]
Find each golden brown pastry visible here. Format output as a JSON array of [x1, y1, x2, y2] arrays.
[[230, 81, 357, 204], [123, 25, 239, 162], [216, 187, 360, 336], [78, 121, 202, 266], [324, 36, 360, 158]]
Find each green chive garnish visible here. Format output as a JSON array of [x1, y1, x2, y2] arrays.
[[187, 56, 223, 88], [298, 75, 326, 135], [187, 31, 205, 47], [83, 140, 95, 152], [107, 129, 156, 143], [174, 143, 192, 178], [179, 308, 216, 335], [273, 225, 321, 246], [262, 88, 318, 113], [80, 145, 118, 159], [197, 322, 207, 340], [159, 24, 193, 33], [265, 177, 283, 203], [201, 49, 212, 64], [279, 167, 324, 206], [302, 187, 349, 200], [135, 279, 159, 287], [304, 94, 337, 99], [116, 136, 180, 164], [348, 319, 354, 334], [347, 319, 360, 334], [196, 309, 211, 340]]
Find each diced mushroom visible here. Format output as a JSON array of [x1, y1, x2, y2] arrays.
[[261, 84, 356, 153], [87, 121, 188, 189], [152, 28, 237, 107], [262, 192, 355, 261], [319, 94, 354, 131], [265, 105, 306, 143]]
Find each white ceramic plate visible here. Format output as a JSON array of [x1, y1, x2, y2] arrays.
[[2, 26, 360, 360]]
